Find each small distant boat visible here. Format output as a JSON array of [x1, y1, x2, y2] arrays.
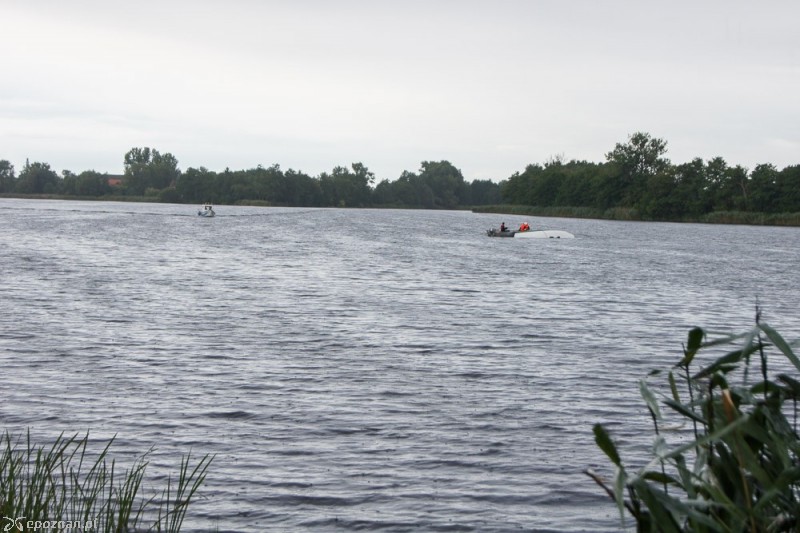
[[198, 203, 215, 217], [486, 228, 574, 239]]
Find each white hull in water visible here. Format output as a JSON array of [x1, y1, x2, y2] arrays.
[[514, 230, 574, 239], [486, 228, 574, 239]]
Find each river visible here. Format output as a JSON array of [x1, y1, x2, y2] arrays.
[[1, 198, 799, 532]]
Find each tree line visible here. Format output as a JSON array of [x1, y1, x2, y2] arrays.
[[0, 150, 502, 208], [502, 132, 800, 219], [1, 132, 798, 219]]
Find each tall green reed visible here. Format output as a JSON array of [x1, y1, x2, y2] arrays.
[[588, 315, 800, 531], [0, 431, 212, 532]]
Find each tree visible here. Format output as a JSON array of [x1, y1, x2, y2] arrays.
[[418, 160, 468, 208], [284, 169, 323, 206], [553, 161, 600, 207], [776, 165, 800, 213], [469, 179, 501, 205], [123, 147, 180, 195], [77, 171, 112, 196], [176, 167, 218, 204], [372, 179, 396, 205], [502, 166, 539, 205], [672, 157, 710, 217], [606, 131, 670, 178], [372, 170, 437, 208], [16, 160, 60, 194], [748, 163, 780, 213], [605, 132, 670, 207], [0, 160, 16, 193], [251, 164, 287, 204], [638, 168, 681, 219], [705, 157, 750, 212], [319, 162, 374, 207], [62, 170, 112, 196], [348, 162, 375, 207]]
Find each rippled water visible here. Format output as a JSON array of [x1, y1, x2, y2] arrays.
[[2, 198, 799, 532]]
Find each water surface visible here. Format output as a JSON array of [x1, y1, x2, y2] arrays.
[[2, 199, 799, 532]]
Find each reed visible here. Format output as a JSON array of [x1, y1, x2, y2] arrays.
[[702, 211, 800, 226], [472, 204, 636, 220], [0, 431, 212, 532], [472, 205, 800, 226], [588, 314, 800, 531]]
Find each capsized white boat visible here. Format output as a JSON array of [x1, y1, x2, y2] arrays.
[[514, 229, 574, 239], [198, 203, 215, 217], [486, 228, 574, 238]]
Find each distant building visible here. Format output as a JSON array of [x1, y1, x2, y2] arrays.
[[107, 174, 124, 187]]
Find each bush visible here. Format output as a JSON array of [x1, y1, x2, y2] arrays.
[[588, 316, 800, 531], [159, 187, 181, 204]]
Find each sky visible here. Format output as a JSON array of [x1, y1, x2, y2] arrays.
[[1, 0, 798, 182]]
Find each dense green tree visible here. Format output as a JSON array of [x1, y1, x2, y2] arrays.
[[639, 168, 682, 219], [0, 160, 16, 193], [725, 165, 750, 211], [776, 165, 800, 213], [65, 170, 112, 196], [589, 162, 625, 209], [530, 163, 560, 206], [605, 132, 670, 207], [284, 169, 323, 206], [177, 167, 218, 204], [372, 179, 396, 205], [704, 156, 730, 211], [214, 168, 238, 204], [123, 147, 180, 195], [370, 170, 437, 208], [707, 160, 749, 212], [16, 160, 60, 194], [61, 170, 78, 195], [319, 163, 374, 207], [501, 166, 539, 205], [418, 160, 468, 209], [252, 164, 288, 203], [395, 171, 435, 207], [469, 179, 502, 205], [748, 163, 780, 213], [224, 169, 258, 203], [672, 158, 710, 218], [552, 161, 598, 207], [502, 160, 605, 208]]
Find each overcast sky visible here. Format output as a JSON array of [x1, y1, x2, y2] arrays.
[[1, 0, 798, 182]]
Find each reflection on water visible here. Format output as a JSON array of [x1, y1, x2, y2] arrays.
[[1, 199, 799, 531]]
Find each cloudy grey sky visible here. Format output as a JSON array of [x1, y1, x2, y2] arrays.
[[2, 0, 798, 182]]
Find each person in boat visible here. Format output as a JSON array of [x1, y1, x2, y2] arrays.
[[519, 221, 530, 231], [500, 222, 507, 232]]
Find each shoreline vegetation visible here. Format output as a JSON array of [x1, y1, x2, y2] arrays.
[[0, 431, 212, 532], [471, 205, 800, 227], [3, 194, 799, 228], [1, 132, 799, 227]]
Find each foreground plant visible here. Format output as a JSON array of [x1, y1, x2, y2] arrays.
[[588, 316, 800, 532], [0, 431, 212, 532]]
